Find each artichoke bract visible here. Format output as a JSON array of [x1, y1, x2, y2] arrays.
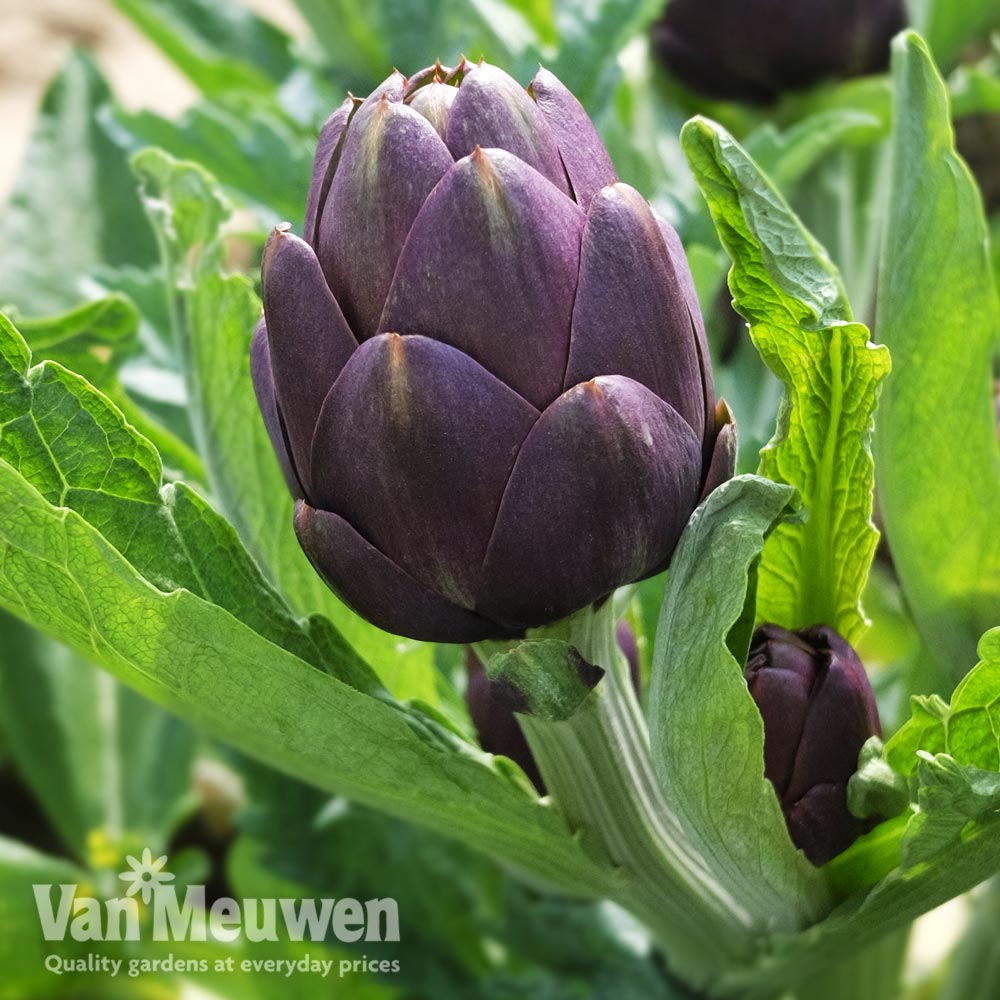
[[745, 624, 882, 865], [251, 60, 735, 643], [465, 621, 642, 791], [651, 0, 906, 104]]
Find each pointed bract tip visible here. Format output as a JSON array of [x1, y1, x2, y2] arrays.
[[262, 223, 292, 276], [387, 332, 406, 362], [468, 144, 497, 179]]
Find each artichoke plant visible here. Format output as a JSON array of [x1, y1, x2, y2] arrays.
[[745, 624, 882, 864], [251, 59, 735, 643], [651, 0, 907, 104]]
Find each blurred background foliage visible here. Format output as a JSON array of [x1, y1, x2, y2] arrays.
[[1, 0, 999, 996]]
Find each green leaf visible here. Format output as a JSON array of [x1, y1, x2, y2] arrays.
[[0, 837, 88, 1000], [112, 0, 296, 95], [0, 311, 367, 684], [1, 293, 205, 485], [292, 0, 550, 94], [6, 295, 138, 390], [648, 475, 829, 932], [900, 752, 1000, 865], [0, 313, 617, 907], [910, 0, 1000, 70], [228, 769, 680, 999], [743, 109, 885, 194], [774, 81, 894, 316], [720, 809, 1000, 1000], [874, 32, 1000, 679], [0, 53, 207, 480], [0, 53, 157, 314], [133, 147, 440, 703], [682, 116, 891, 644], [0, 612, 196, 863], [886, 628, 1000, 775], [548, 0, 664, 106], [106, 94, 314, 223]]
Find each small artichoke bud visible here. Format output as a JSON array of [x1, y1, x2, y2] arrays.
[[744, 624, 882, 865], [252, 60, 736, 644], [465, 621, 642, 792], [651, 0, 907, 104]]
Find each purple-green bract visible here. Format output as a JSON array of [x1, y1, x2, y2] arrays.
[[651, 0, 906, 104], [251, 60, 735, 642], [745, 624, 882, 865], [465, 620, 642, 791]]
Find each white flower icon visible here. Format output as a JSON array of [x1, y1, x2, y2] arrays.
[[118, 848, 175, 904]]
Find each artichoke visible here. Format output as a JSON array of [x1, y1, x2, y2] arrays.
[[251, 60, 735, 643], [651, 0, 906, 104], [745, 624, 882, 865]]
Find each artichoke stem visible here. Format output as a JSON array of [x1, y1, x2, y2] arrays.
[[475, 595, 760, 989]]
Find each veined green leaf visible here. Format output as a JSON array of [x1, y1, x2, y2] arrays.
[[682, 117, 891, 644], [899, 753, 1000, 866], [874, 32, 1000, 679], [8, 295, 138, 390], [0, 312, 365, 684], [649, 475, 829, 934], [228, 767, 679, 997], [1, 294, 204, 484], [133, 148, 440, 703], [886, 628, 1000, 775]]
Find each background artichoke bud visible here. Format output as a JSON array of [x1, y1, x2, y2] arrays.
[[744, 624, 882, 865], [465, 621, 642, 792], [651, 0, 907, 104], [252, 60, 735, 643]]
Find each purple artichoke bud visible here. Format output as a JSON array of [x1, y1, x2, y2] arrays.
[[252, 60, 736, 643], [744, 624, 882, 865], [651, 0, 907, 104], [465, 621, 642, 792]]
